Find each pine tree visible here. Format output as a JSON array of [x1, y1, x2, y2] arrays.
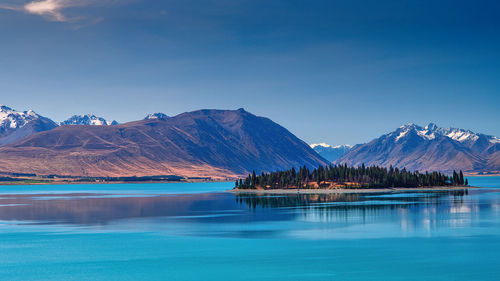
[[453, 171, 458, 185], [236, 164, 455, 190]]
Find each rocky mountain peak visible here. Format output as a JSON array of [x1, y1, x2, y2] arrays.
[[144, 113, 169, 120], [61, 114, 118, 126]]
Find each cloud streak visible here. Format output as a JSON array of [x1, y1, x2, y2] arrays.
[[24, 0, 68, 21], [0, 3, 22, 11], [0, 0, 116, 22]]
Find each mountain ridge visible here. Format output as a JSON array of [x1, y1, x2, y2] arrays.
[[336, 123, 499, 174], [0, 109, 328, 178], [61, 114, 118, 126], [1, 104, 498, 176]]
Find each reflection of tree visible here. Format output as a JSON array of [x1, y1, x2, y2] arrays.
[[236, 190, 472, 227], [236, 190, 468, 210], [236, 193, 361, 209]]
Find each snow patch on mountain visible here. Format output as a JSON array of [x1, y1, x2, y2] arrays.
[[61, 114, 118, 126], [444, 129, 479, 142], [417, 130, 436, 140], [395, 130, 409, 141]]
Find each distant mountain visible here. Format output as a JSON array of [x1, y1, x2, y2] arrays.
[[310, 143, 352, 162], [336, 123, 500, 174], [144, 113, 168, 120], [61, 114, 118, 126], [0, 109, 328, 178], [0, 105, 58, 146]]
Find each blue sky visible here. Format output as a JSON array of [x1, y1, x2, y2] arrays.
[[1, 0, 499, 145]]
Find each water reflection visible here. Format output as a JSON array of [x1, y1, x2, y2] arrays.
[[0, 187, 498, 239], [235, 190, 468, 209], [234, 190, 494, 238], [0, 193, 237, 225]]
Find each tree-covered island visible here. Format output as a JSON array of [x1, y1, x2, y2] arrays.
[[235, 164, 468, 190]]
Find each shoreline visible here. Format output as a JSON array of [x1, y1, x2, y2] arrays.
[[230, 186, 476, 194], [0, 179, 233, 187]]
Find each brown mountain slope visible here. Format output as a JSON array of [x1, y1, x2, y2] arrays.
[[0, 109, 327, 178]]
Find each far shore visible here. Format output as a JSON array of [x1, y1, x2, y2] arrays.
[[464, 173, 500, 177], [230, 186, 477, 194], [0, 178, 234, 186]]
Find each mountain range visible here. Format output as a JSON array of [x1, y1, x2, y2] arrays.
[[335, 123, 500, 174], [0, 106, 121, 146], [0, 108, 327, 178], [61, 114, 118, 126], [1, 104, 498, 177], [310, 143, 352, 162]]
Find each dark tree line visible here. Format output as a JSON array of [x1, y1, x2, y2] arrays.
[[235, 164, 468, 189]]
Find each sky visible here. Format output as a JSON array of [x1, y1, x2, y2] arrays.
[[1, 0, 499, 145]]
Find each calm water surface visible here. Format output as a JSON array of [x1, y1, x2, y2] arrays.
[[0, 177, 499, 280]]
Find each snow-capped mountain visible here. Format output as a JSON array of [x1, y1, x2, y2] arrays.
[[0, 105, 58, 146], [394, 123, 499, 145], [0, 105, 39, 129], [337, 123, 500, 174], [61, 114, 118, 126], [144, 113, 169, 120], [310, 143, 352, 162]]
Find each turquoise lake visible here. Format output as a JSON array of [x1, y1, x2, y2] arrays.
[[0, 177, 499, 280]]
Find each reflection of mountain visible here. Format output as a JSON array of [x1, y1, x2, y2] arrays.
[[0, 189, 477, 235], [0, 193, 229, 225], [0, 192, 302, 227]]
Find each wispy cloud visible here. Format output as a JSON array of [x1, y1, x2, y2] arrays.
[[24, 0, 69, 21], [0, 3, 22, 11], [0, 0, 119, 23]]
